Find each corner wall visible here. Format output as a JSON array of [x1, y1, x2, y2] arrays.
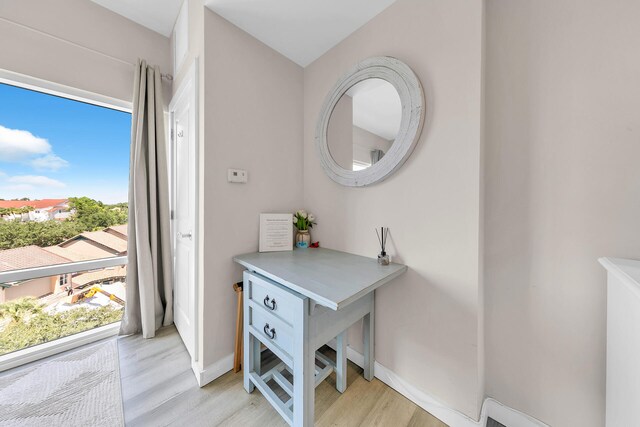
[[484, 1, 640, 425], [199, 9, 304, 369], [303, 0, 484, 418]]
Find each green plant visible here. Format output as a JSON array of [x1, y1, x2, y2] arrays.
[[293, 210, 316, 231], [0, 300, 123, 355], [0, 297, 44, 323]]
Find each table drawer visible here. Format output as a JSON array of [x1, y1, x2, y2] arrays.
[[250, 305, 294, 357], [247, 272, 298, 326]]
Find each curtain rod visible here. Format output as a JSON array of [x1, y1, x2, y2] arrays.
[[0, 16, 173, 81]]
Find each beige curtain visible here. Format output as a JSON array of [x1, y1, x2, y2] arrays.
[[120, 59, 173, 338]]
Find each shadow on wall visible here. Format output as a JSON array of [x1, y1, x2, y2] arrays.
[[484, 1, 536, 408]]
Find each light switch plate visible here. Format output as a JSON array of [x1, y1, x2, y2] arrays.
[[228, 168, 248, 183]]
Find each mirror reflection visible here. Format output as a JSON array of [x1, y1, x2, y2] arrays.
[[327, 78, 402, 171]]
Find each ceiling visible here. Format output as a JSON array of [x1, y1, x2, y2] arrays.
[[91, 0, 183, 37], [91, 0, 398, 67], [205, 0, 397, 66]]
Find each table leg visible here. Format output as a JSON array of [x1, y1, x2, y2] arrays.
[[363, 300, 375, 381], [243, 333, 254, 393], [243, 275, 260, 393], [336, 331, 347, 393], [293, 300, 314, 426]]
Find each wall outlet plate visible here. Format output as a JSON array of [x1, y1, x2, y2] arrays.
[[228, 168, 248, 183]]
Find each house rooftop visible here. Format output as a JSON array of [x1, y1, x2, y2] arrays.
[[105, 224, 128, 239], [0, 245, 70, 272], [43, 245, 95, 262], [80, 230, 128, 254], [0, 199, 68, 210]]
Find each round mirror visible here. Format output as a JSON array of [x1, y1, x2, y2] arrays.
[[315, 57, 425, 187], [327, 78, 402, 171]]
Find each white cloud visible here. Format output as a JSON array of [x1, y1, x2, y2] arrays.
[[7, 175, 66, 188], [0, 125, 69, 171], [0, 125, 51, 159], [29, 154, 69, 171]]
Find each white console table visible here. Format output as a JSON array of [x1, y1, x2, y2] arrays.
[[234, 248, 407, 426]]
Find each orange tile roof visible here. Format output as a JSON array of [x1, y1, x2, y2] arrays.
[[0, 245, 70, 272], [0, 199, 67, 209]]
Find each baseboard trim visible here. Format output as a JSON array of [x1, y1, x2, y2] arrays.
[[191, 352, 234, 387], [481, 398, 549, 427], [326, 341, 548, 427]]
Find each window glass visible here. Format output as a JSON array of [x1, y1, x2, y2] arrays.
[[0, 82, 130, 355]]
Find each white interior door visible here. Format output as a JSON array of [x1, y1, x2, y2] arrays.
[[169, 61, 198, 361]]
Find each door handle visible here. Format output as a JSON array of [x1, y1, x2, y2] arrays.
[[177, 231, 193, 240]]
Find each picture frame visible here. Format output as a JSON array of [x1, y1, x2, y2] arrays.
[[259, 213, 293, 252]]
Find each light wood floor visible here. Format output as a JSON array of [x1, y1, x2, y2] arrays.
[[118, 325, 447, 427]]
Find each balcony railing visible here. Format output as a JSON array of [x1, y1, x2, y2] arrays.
[[0, 256, 128, 371], [0, 256, 127, 283]]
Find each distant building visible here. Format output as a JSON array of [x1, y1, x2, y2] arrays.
[[0, 199, 71, 222], [45, 225, 128, 291], [0, 224, 128, 304], [0, 246, 71, 304]]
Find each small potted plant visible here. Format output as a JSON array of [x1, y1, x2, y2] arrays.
[[293, 210, 316, 248]]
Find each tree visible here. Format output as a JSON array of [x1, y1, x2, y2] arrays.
[[0, 297, 43, 323], [0, 298, 123, 355], [0, 197, 128, 249], [0, 220, 83, 250], [69, 197, 128, 231]]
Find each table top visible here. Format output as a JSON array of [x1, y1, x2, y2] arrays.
[[234, 248, 407, 310]]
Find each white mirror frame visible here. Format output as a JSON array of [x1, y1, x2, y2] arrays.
[[315, 56, 425, 187]]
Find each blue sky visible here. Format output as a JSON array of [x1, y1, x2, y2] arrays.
[[0, 83, 130, 204]]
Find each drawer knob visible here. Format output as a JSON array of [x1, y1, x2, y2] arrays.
[[263, 323, 276, 339], [263, 295, 277, 311]]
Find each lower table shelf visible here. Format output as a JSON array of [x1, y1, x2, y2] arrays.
[[248, 351, 337, 426]]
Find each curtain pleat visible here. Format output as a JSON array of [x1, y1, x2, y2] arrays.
[[120, 59, 173, 338]]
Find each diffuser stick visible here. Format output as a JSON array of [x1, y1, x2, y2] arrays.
[[377, 226, 390, 265]]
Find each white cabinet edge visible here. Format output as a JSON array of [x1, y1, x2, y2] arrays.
[[599, 257, 640, 299]]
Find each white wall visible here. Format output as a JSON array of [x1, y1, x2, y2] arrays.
[[484, 1, 640, 426], [304, 0, 484, 418], [199, 9, 304, 368], [0, 0, 170, 103]]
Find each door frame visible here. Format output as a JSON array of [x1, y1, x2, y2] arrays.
[[168, 58, 199, 365]]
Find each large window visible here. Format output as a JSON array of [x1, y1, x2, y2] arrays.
[[0, 79, 130, 357]]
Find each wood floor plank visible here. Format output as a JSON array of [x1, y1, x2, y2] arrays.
[[359, 386, 418, 427], [407, 407, 449, 427], [119, 326, 446, 427], [315, 376, 387, 427]]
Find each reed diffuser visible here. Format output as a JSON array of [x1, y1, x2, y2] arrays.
[[376, 227, 390, 265]]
